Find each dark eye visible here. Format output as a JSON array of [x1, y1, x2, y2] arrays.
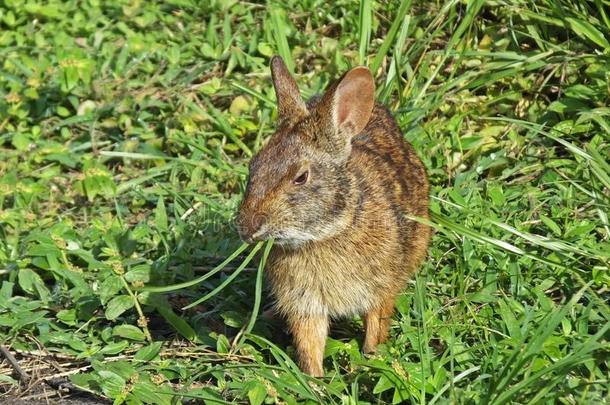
[[293, 169, 309, 185]]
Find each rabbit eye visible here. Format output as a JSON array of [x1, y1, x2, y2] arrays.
[[293, 170, 309, 185]]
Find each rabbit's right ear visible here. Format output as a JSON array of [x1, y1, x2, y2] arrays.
[[270, 56, 308, 124]]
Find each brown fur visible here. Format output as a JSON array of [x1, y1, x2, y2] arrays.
[[237, 57, 430, 377]]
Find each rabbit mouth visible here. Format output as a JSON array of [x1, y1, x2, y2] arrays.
[[239, 222, 314, 247], [240, 220, 319, 248], [268, 228, 317, 248]]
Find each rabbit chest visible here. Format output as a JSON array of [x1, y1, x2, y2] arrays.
[[266, 237, 404, 318]]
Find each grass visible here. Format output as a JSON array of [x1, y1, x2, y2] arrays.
[[0, 0, 609, 403]]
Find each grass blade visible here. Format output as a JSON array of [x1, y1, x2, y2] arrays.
[[243, 238, 273, 334], [269, 7, 294, 73], [143, 243, 249, 292], [358, 0, 372, 65], [182, 242, 263, 310], [370, 0, 412, 73]]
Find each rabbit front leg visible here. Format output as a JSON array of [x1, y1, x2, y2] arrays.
[[363, 307, 381, 353], [287, 314, 328, 377], [363, 295, 396, 353], [377, 297, 396, 345]]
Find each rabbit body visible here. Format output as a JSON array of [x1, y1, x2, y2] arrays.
[[238, 57, 430, 376]]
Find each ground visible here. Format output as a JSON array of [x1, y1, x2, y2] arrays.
[[0, 0, 609, 403]]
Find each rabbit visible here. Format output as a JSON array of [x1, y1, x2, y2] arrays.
[[237, 56, 431, 377]]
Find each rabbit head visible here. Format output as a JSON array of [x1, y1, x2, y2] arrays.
[[237, 57, 375, 247]]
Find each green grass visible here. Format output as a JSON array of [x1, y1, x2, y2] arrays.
[[1, 0, 609, 403]]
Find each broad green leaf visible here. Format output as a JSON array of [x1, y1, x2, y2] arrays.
[[566, 17, 610, 49], [99, 275, 123, 305], [99, 340, 130, 355], [105, 295, 134, 320], [134, 342, 162, 361], [113, 324, 146, 341], [540, 214, 562, 237], [97, 370, 126, 398], [131, 380, 172, 405], [18, 268, 50, 300], [155, 197, 168, 232], [248, 381, 267, 405]]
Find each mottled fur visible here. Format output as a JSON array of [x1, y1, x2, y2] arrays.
[[237, 57, 430, 377]]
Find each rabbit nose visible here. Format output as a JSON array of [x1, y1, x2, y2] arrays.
[[237, 212, 267, 244]]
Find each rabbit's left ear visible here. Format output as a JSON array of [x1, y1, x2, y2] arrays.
[[318, 66, 375, 156]]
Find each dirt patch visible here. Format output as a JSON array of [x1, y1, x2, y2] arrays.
[[7, 386, 110, 405], [1, 345, 109, 404], [2, 380, 110, 405]]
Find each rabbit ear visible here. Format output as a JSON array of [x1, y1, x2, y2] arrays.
[[319, 66, 375, 156], [270, 56, 308, 123]]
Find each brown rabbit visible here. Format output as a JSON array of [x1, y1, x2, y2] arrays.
[[237, 56, 430, 377]]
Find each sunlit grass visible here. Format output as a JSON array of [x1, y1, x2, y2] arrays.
[[0, 0, 608, 403]]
